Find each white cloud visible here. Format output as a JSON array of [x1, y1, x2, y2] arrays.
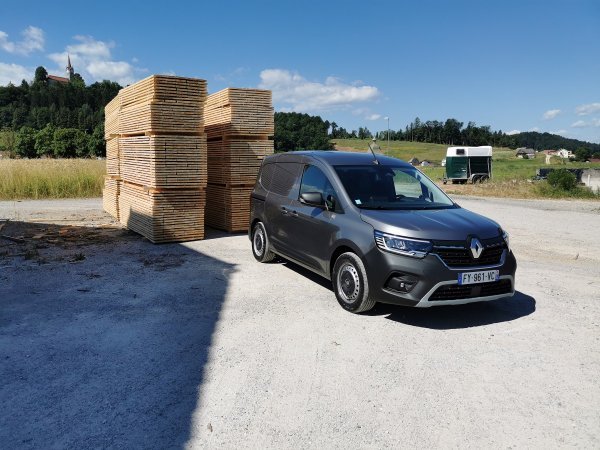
[[572, 118, 600, 128], [506, 129, 521, 135], [0, 26, 44, 55], [575, 102, 600, 116], [258, 69, 380, 112], [0, 62, 32, 85], [48, 35, 142, 85], [542, 109, 561, 120], [529, 127, 540, 132], [366, 114, 382, 121]]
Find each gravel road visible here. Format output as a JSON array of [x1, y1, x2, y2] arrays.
[[1, 196, 599, 449]]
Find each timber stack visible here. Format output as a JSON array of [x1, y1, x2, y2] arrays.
[[204, 88, 274, 232], [102, 75, 208, 243]]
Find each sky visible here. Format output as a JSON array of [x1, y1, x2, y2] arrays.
[[1, 0, 599, 143]]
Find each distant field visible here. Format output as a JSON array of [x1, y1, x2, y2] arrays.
[[333, 139, 600, 199], [0, 159, 105, 200]]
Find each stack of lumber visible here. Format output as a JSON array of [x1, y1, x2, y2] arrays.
[[119, 75, 206, 135], [104, 95, 120, 139], [207, 139, 273, 185], [118, 183, 206, 243], [204, 88, 274, 138], [102, 177, 120, 220], [102, 75, 208, 243], [205, 88, 274, 232], [119, 135, 207, 188]]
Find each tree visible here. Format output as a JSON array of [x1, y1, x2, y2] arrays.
[[547, 169, 577, 191], [52, 128, 89, 158], [274, 112, 332, 152], [71, 73, 86, 88], [358, 127, 372, 140], [87, 124, 105, 157], [574, 147, 592, 162], [15, 127, 37, 158], [34, 124, 56, 157], [34, 66, 48, 84]]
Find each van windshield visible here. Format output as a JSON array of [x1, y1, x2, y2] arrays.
[[333, 165, 456, 210]]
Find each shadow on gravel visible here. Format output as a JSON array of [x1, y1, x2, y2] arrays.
[[277, 259, 334, 291], [0, 217, 233, 448], [368, 291, 536, 329]]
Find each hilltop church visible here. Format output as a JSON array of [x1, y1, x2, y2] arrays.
[[47, 55, 75, 84]]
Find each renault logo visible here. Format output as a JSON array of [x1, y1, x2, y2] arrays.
[[469, 237, 484, 259]]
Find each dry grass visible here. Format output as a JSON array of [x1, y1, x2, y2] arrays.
[[0, 159, 106, 200]]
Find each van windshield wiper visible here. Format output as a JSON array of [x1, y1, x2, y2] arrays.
[[359, 205, 396, 210]]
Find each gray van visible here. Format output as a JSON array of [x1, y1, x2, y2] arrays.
[[249, 151, 516, 313]]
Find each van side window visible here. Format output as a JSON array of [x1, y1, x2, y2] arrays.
[[260, 163, 275, 190], [271, 163, 302, 197], [300, 165, 337, 201]]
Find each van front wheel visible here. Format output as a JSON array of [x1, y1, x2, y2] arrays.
[[252, 222, 275, 263], [332, 252, 376, 313]]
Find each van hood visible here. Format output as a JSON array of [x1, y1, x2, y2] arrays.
[[360, 207, 501, 241]]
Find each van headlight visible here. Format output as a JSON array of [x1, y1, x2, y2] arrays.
[[374, 231, 433, 258], [502, 230, 510, 250]]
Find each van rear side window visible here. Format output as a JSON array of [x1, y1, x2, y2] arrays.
[[270, 163, 302, 197], [260, 163, 276, 190]]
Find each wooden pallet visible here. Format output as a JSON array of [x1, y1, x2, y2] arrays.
[[205, 184, 254, 232], [119, 135, 207, 188], [102, 177, 121, 220], [207, 138, 273, 184], [205, 88, 274, 138], [119, 182, 206, 243]]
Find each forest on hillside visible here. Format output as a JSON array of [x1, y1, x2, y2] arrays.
[[0, 67, 120, 158], [1, 69, 598, 158]]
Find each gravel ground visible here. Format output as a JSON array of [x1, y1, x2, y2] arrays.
[[1, 196, 599, 449]]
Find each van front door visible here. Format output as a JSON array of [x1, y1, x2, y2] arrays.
[[284, 164, 340, 274]]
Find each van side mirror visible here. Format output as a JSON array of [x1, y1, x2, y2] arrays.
[[325, 194, 336, 211], [300, 192, 324, 207]]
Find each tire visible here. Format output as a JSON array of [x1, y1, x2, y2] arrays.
[[332, 252, 376, 313], [251, 222, 275, 263]]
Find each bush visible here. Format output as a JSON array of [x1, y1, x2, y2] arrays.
[[52, 128, 90, 158], [547, 169, 577, 191], [15, 127, 37, 158]]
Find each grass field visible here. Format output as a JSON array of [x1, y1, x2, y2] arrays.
[[333, 139, 600, 199], [0, 159, 105, 200]]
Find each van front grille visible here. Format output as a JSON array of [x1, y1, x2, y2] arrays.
[[432, 235, 506, 267], [429, 279, 513, 301]]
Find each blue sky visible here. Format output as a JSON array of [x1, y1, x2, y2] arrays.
[[1, 0, 599, 143]]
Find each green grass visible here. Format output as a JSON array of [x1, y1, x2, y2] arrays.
[[332, 138, 600, 200], [0, 159, 106, 200]]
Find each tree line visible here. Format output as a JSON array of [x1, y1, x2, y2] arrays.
[[1, 70, 598, 158], [273, 113, 599, 155], [0, 66, 120, 158]]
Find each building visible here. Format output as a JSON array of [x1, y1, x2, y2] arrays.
[[515, 147, 535, 159], [557, 149, 573, 159], [47, 55, 74, 85]]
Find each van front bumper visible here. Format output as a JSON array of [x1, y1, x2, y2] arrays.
[[362, 246, 517, 308]]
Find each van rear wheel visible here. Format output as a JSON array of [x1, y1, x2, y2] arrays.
[[332, 252, 376, 313], [252, 222, 275, 263]]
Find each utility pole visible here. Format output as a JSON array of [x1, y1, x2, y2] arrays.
[[384, 116, 390, 153]]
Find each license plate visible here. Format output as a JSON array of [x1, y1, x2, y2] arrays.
[[458, 270, 499, 285]]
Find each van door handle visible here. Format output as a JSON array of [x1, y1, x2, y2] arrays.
[[281, 207, 289, 215], [290, 211, 299, 218]]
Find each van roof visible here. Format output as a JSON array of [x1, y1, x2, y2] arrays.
[[265, 150, 413, 167]]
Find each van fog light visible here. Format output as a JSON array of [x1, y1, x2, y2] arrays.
[[385, 273, 418, 293]]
